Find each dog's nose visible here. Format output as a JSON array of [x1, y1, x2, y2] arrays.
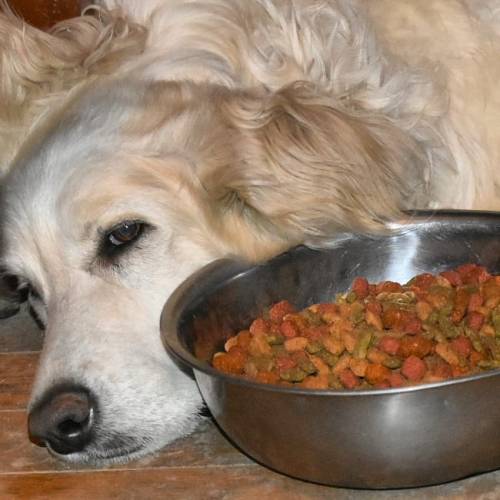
[[28, 385, 95, 455]]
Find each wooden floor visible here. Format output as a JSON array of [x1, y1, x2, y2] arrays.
[[0, 308, 499, 499]]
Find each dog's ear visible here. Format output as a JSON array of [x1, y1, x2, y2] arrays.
[[0, 4, 147, 177], [202, 82, 430, 253], [0, 270, 26, 319]]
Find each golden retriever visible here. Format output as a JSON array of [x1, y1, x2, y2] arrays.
[[0, 0, 499, 464]]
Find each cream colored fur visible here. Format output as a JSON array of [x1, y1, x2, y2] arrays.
[[0, 0, 499, 464]]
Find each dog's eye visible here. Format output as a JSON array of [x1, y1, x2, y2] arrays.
[[98, 220, 150, 263], [107, 221, 143, 246]]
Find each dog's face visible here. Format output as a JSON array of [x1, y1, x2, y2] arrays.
[[0, 76, 425, 463], [0, 82, 235, 462], [2, 78, 311, 463]]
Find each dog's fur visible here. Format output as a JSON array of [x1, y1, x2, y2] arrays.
[[1, 0, 499, 464]]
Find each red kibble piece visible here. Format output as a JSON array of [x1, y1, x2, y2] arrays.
[[276, 356, 296, 371], [378, 336, 401, 356], [439, 270, 462, 286], [316, 303, 340, 315], [352, 277, 370, 299], [458, 264, 491, 285], [339, 368, 360, 389], [269, 300, 295, 322], [280, 320, 299, 338], [451, 288, 470, 324], [401, 355, 427, 382], [456, 263, 478, 276], [450, 336, 473, 358], [452, 364, 470, 378], [382, 308, 421, 334], [468, 293, 483, 313], [470, 350, 486, 367], [366, 301, 382, 315], [466, 311, 485, 332], [249, 318, 269, 336], [403, 317, 422, 335], [376, 281, 403, 294], [389, 372, 406, 388], [413, 273, 435, 290], [476, 267, 491, 283], [303, 325, 329, 341], [425, 355, 453, 379]]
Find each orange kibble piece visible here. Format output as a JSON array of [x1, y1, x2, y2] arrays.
[[284, 336, 308, 352], [415, 301, 433, 321], [365, 363, 392, 385], [300, 374, 329, 389]]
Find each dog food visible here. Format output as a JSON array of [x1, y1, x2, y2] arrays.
[[212, 264, 500, 389]]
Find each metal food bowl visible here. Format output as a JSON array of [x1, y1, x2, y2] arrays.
[[161, 211, 500, 489]]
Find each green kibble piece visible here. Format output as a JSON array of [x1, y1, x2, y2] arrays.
[[471, 339, 484, 353], [328, 374, 343, 389], [266, 334, 285, 345], [439, 304, 453, 317], [336, 293, 346, 304], [439, 315, 459, 338], [492, 307, 500, 336], [298, 358, 318, 375], [353, 330, 372, 359], [306, 341, 323, 354], [253, 356, 275, 372], [271, 344, 286, 356], [346, 291, 358, 304], [478, 359, 500, 370], [279, 368, 307, 382], [318, 350, 339, 367], [434, 331, 447, 344], [301, 310, 323, 326], [383, 356, 403, 369], [351, 303, 365, 324], [426, 311, 439, 325]]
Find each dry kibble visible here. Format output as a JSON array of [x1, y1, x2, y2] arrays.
[[212, 264, 500, 389]]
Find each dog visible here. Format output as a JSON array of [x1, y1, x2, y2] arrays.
[[0, 0, 499, 464]]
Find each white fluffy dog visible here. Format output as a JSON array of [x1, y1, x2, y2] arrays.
[[0, 0, 499, 464]]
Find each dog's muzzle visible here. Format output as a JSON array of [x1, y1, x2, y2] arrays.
[[28, 384, 96, 455]]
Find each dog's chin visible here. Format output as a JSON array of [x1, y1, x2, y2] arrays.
[[45, 440, 156, 466]]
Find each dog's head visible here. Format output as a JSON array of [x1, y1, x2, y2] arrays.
[[0, 77, 428, 463]]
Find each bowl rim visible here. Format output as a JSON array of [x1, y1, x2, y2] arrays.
[[161, 209, 500, 397]]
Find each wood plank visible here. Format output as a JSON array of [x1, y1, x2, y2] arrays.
[[0, 353, 38, 410], [2, 466, 500, 500], [0, 412, 252, 474]]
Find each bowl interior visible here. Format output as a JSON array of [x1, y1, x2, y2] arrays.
[[167, 211, 500, 368]]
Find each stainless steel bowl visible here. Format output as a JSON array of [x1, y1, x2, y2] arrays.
[[161, 211, 500, 489]]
